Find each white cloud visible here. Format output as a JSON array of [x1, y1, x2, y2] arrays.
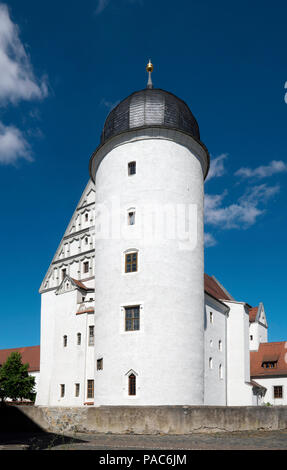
[[206, 153, 228, 181], [0, 122, 31, 165], [0, 4, 48, 165], [94, 0, 110, 15], [94, 0, 143, 15], [235, 160, 287, 179], [0, 4, 48, 105], [204, 184, 279, 229], [204, 232, 217, 247]]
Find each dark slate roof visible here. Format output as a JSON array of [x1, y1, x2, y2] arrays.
[[101, 88, 201, 145]]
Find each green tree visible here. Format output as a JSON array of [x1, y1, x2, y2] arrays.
[[0, 351, 35, 402]]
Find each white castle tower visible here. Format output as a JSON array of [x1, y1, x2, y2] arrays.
[[89, 62, 210, 405]]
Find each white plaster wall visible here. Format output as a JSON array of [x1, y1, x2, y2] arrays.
[[36, 289, 94, 406], [254, 377, 287, 405], [226, 301, 253, 405], [249, 322, 268, 351], [204, 295, 227, 405], [92, 130, 207, 405]]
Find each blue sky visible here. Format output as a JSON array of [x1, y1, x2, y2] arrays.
[[0, 0, 286, 348]]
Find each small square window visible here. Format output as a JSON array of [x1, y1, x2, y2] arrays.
[[97, 358, 103, 370], [128, 161, 136, 175], [274, 386, 283, 399]]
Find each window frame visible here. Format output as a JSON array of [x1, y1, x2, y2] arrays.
[[128, 161, 136, 176], [87, 379, 94, 399], [83, 261, 89, 274], [125, 251, 138, 273], [88, 325, 95, 346], [273, 385, 283, 399], [128, 373, 136, 396], [125, 305, 140, 331]]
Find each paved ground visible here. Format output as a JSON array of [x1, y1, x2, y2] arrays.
[[0, 429, 287, 450]]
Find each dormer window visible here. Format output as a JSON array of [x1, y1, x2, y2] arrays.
[[262, 361, 277, 369]]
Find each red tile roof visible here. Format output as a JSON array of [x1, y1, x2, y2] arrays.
[[204, 274, 232, 301], [0, 345, 40, 372], [250, 342, 287, 377], [249, 307, 258, 323], [71, 278, 90, 290]]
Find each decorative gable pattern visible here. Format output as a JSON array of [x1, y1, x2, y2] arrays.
[[40, 180, 96, 293]]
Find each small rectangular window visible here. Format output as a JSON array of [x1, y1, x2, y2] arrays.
[[128, 211, 135, 225], [128, 374, 136, 396], [125, 306, 140, 331], [128, 161, 136, 175], [87, 379, 94, 399], [125, 252, 138, 273], [63, 335, 67, 347], [274, 386, 283, 398], [75, 383, 80, 397], [210, 312, 213, 324], [83, 261, 89, 273], [60, 384, 65, 397], [89, 325, 94, 346], [61, 269, 66, 280], [77, 333, 81, 345], [97, 358, 103, 370]]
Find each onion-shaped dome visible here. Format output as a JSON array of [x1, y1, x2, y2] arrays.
[[100, 88, 201, 145]]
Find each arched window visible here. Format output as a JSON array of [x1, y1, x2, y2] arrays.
[[128, 373, 136, 396], [209, 357, 213, 369]]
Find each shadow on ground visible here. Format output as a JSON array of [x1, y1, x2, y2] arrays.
[[0, 403, 86, 450]]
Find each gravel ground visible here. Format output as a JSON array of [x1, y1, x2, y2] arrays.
[[0, 429, 287, 450]]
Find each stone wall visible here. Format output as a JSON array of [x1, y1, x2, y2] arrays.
[[15, 405, 287, 435]]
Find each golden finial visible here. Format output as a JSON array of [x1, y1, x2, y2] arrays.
[[146, 59, 153, 73], [146, 59, 153, 89]]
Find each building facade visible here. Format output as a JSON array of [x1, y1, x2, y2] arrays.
[[31, 65, 286, 407]]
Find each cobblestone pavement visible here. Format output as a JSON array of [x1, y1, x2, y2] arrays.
[[0, 429, 287, 450]]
